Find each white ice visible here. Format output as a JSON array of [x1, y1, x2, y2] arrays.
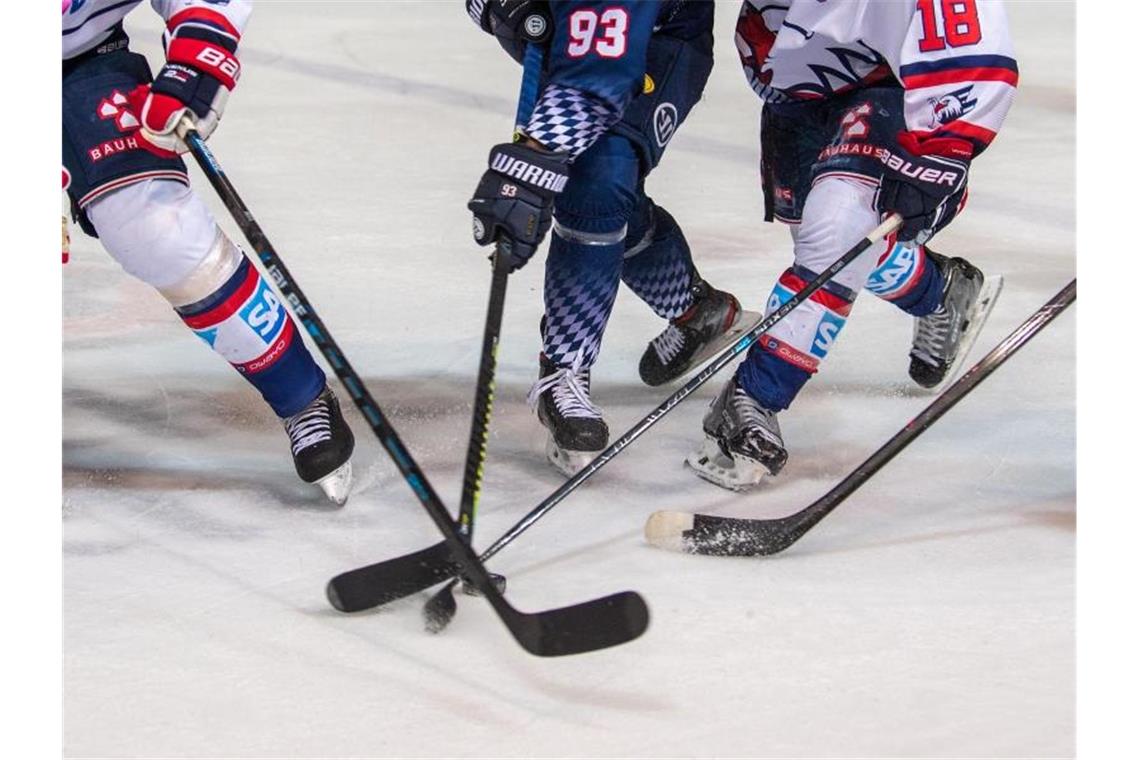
[[64, 3, 1075, 757]]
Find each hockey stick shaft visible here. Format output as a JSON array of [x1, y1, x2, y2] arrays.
[[457, 42, 545, 542], [472, 215, 902, 563], [457, 249, 509, 539], [653, 278, 1077, 556], [436, 44, 544, 620], [180, 124, 647, 655], [429, 44, 544, 623]]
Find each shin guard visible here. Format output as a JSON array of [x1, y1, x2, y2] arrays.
[[738, 267, 855, 411], [621, 200, 696, 320], [864, 237, 946, 317], [166, 233, 326, 418]]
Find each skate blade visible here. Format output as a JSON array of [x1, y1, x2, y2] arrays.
[[684, 436, 766, 492], [672, 309, 763, 382], [923, 274, 1005, 393], [315, 461, 353, 506], [545, 437, 601, 478]]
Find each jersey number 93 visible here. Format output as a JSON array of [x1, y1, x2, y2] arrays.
[[567, 8, 629, 58]]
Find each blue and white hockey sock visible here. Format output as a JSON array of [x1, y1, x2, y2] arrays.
[[620, 200, 696, 320], [542, 231, 624, 369], [864, 238, 946, 317], [737, 266, 856, 411], [176, 256, 326, 418]]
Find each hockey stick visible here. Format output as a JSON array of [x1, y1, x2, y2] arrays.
[[419, 241, 510, 631], [179, 122, 648, 656], [422, 43, 545, 630], [644, 278, 1076, 556], [329, 215, 902, 616]]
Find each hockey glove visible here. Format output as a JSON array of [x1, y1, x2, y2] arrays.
[[468, 142, 570, 271], [128, 12, 242, 157], [468, 0, 553, 49], [876, 133, 971, 244]]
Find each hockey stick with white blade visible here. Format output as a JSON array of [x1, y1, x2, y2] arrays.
[[330, 215, 902, 618], [644, 278, 1076, 556], [178, 120, 648, 657]]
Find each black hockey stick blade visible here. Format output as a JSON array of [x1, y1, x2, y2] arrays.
[[645, 278, 1076, 558], [326, 541, 457, 612], [504, 590, 650, 657]]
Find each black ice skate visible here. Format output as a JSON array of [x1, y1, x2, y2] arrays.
[[909, 251, 1003, 390], [686, 375, 787, 492], [528, 353, 608, 477], [283, 386, 355, 505], [639, 278, 758, 387]]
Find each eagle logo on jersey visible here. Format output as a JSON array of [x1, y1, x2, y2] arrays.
[[927, 87, 978, 129], [736, 1, 781, 98]]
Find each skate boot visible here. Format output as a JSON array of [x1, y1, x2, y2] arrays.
[[528, 353, 608, 477], [639, 278, 758, 386], [283, 386, 354, 505], [686, 375, 787, 492], [909, 251, 1003, 389]]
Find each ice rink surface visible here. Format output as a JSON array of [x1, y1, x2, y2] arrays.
[[63, 3, 1075, 757]]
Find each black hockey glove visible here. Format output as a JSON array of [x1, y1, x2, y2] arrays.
[[467, 0, 553, 44], [468, 142, 570, 271], [876, 133, 972, 244]]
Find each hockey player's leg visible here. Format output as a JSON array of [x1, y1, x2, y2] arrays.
[[690, 177, 879, 491], [844, 87, 1003, 390], [85, 181, 354, 503], [63, 38, 354, 503], [532, 136, 635, 476], [602, 26, 741, 387], [866, 236, 1002, 390], [621, 198, 754, 386]]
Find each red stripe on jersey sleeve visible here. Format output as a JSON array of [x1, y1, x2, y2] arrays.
[[903, 66, 1019, 90]]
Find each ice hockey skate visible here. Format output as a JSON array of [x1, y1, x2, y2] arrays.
[[283, 386, 355, 505], [686, 375, 788, 492], [528, 353, 608, 477], [639, 279, 758, 387], [909, 251, 1004, 390]]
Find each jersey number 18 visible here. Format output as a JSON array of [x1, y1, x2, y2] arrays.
[[917, 0, 983, 52]]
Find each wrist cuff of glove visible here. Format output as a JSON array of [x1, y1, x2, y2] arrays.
[[166, 34, 240, 90], [898, 131, 973, 161], [487, 143, 569, 197], [150, 62, 228, 120]]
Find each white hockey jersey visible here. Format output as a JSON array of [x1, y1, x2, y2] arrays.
[[736, 0, 1018, 154], [62, 0, 253, 60]]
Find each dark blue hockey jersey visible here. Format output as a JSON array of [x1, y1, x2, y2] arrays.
[[522, 0, 714, 157]]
